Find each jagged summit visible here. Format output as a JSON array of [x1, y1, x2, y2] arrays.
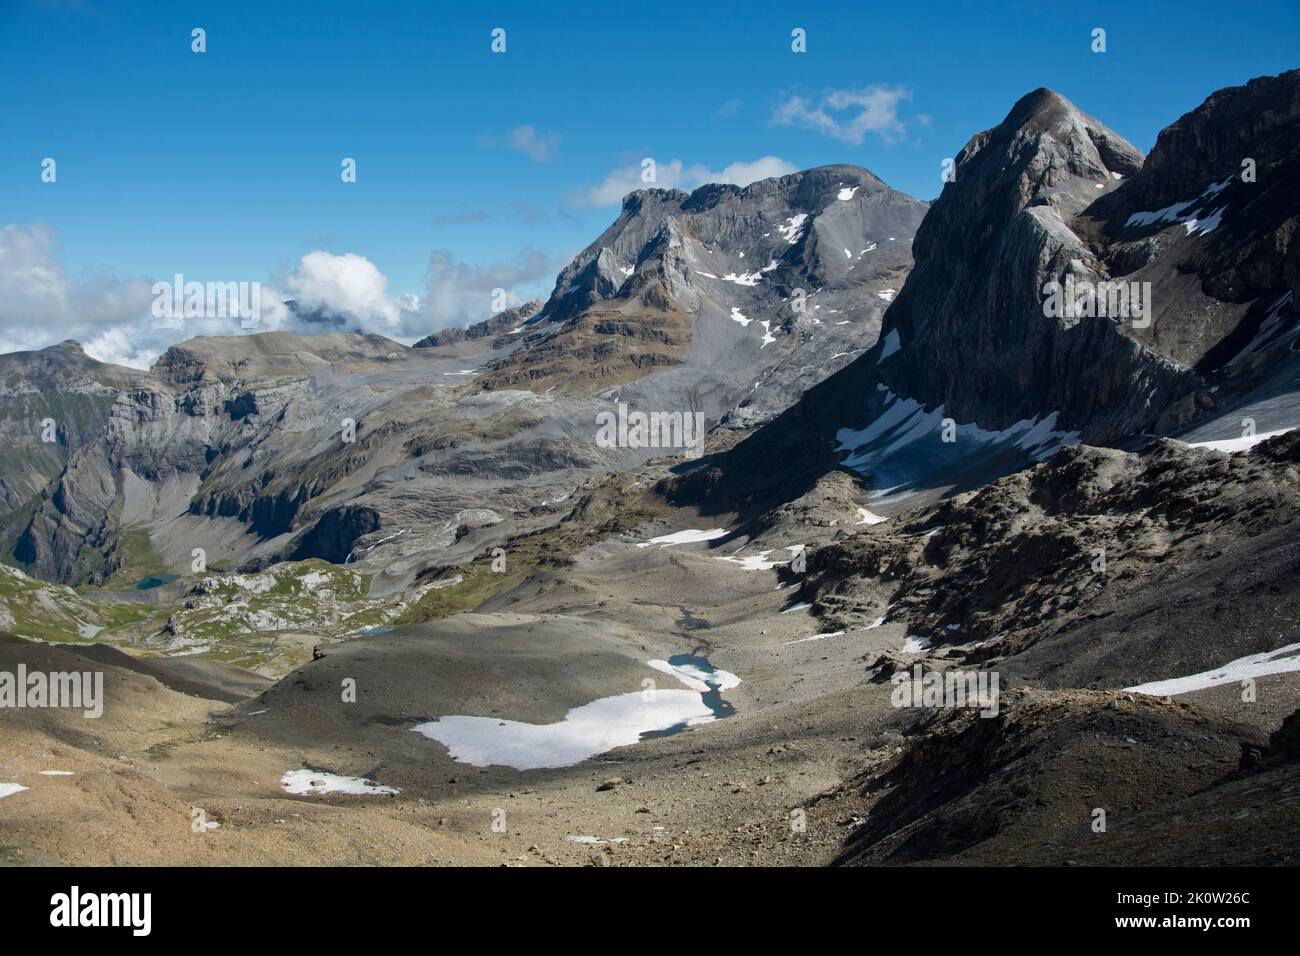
[[479, 163, 928, 425], [870, 86, 1151, 444], [619, 164, 888, 213], [620, 186, 690, 210]]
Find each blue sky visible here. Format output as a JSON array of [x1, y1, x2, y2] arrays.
[[1, 0, 1296, 365]]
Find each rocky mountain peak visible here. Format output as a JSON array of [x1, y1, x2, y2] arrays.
[[947, 87, 1143, 227], [672, 75, 1299, 517], [480, 164, 928, 420], [865, 87, 1156, 453], [622, 187, 690, 214]]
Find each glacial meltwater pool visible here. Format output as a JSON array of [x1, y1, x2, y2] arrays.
[[411, 655, 741, 770]]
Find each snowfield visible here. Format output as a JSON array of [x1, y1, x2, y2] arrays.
[[1125, 643, 1300, 696], [281, 770, 399, 796], [637, 528, 729, 548], [414, 659, 739, 770]]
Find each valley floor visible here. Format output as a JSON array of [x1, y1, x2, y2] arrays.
[[3, 504, 1298, 866], [8, 433, 1300, 866]]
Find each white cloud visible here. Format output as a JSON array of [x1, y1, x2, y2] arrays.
[[712, 156, 800, 186], [0, 223, 197, 368], [419, 248, 561, 330], [260, 247, 563, 339], [579, 159, 695, 207], [771, 85, 912, 145], [81, 325, 168, 370], [283, 251, 405, 333], [506, 125, 562, 163], [0, 223, 562, 366], [575, 155, 799, 207]]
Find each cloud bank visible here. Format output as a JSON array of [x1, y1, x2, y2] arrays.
[[0, 224, 561, 369]]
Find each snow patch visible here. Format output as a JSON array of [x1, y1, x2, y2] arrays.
[[835, 388, 1080, 491], [414, 660, 736, 770], [777, 214, 808, 244], [857, 507, 888, 525], [281, 770, 399, 796], [715, 545, 803, 572], [1125, 643, 1300, 697], [1187, 428, 1295, 453], [784, 630, 845, 645], [1184, 207, 1225, 236], [637, 528, 729, 548], [1126, 177, 1231, 235], [647, 657, 741, 692]]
